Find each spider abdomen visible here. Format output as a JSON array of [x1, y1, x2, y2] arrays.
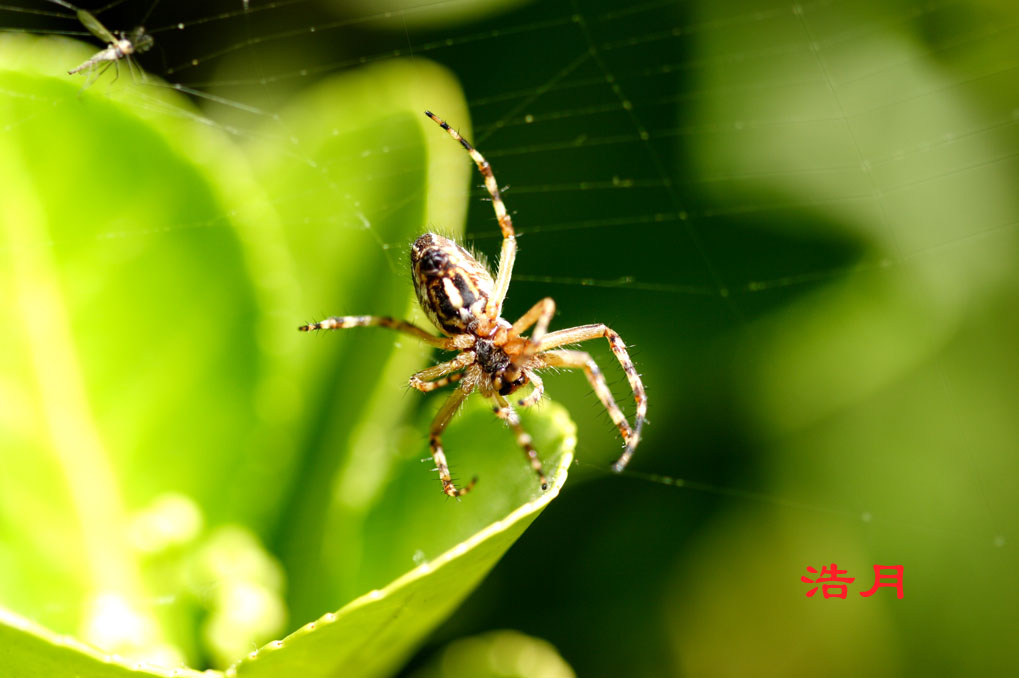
[[411, 233, 493, 335]]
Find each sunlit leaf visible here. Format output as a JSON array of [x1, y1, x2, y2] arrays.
[[0, 32, 577, 678], [232, 402, 575, 678], [0, 608, 217, 678]]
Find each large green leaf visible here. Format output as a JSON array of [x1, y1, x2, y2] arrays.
[[0, 402, 575, 678], [0, 33, 576, 677], [0, 34, 273, 664], [241, 59, 478, 621], [0, 609, 208, 678], [232, 401, 576, 678]]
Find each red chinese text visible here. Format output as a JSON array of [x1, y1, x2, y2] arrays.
[[801, 563, 855, 599], [859, 564, 904, 599], [802, 563, 904, 599]]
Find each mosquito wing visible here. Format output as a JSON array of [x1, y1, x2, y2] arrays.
[[77, 9, 117, 44]]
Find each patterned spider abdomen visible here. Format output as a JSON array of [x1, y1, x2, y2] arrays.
[[411, 233, 493, 335]]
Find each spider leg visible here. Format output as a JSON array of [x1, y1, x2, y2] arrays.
[[429, 386, 477, 497], [538, 349, 632, 443], [414, 370, 465, 392], [299, 315, 468, 350], [506, 297, 557, 377], [536, 325, 647, 472], [425, 111, 516, 320], [516, 370, 544, 408], [410, 352, 476, 392], [511, 297, 556, 344], [493, 394, 548, 490]]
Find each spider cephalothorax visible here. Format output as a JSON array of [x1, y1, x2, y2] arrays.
[[300, 111, 647, 498]]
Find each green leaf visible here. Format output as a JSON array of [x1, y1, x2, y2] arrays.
[[0, 33, 274, 662], [0, 32, 577, 677], [231, 401, 576, 678], [409, 629, 576, 678], [0, 609, 218, 678], [241, 59, 479, 621], [0, 400, 574, 678]]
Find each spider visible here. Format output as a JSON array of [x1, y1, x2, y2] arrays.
[[300, 111, 647, 497]]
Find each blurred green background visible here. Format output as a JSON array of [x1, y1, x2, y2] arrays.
[[2, 0, 1018, 675]]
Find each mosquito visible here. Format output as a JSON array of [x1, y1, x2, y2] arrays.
[[67, 9, 153, 85]]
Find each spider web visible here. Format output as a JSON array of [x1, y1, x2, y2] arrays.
[[1, 0, 1017, 675]]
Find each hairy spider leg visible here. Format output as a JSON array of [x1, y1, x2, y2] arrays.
[[516, 370, 544, 408], [506, 297, 557, 378], [425, 111, 516, 322], [511, 297, 556, 345], [299, 315, 467, 350], [493, 393, 547, 490], [429, 377, 479, 498], [410, 352, 476, 392], [417, 371, 465, 391], [536, 325, 647, 472], [301, 313, 483, 494], [538, 349, 631, 441]]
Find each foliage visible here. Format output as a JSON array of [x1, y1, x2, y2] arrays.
[[0, 34, 575, 676]]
